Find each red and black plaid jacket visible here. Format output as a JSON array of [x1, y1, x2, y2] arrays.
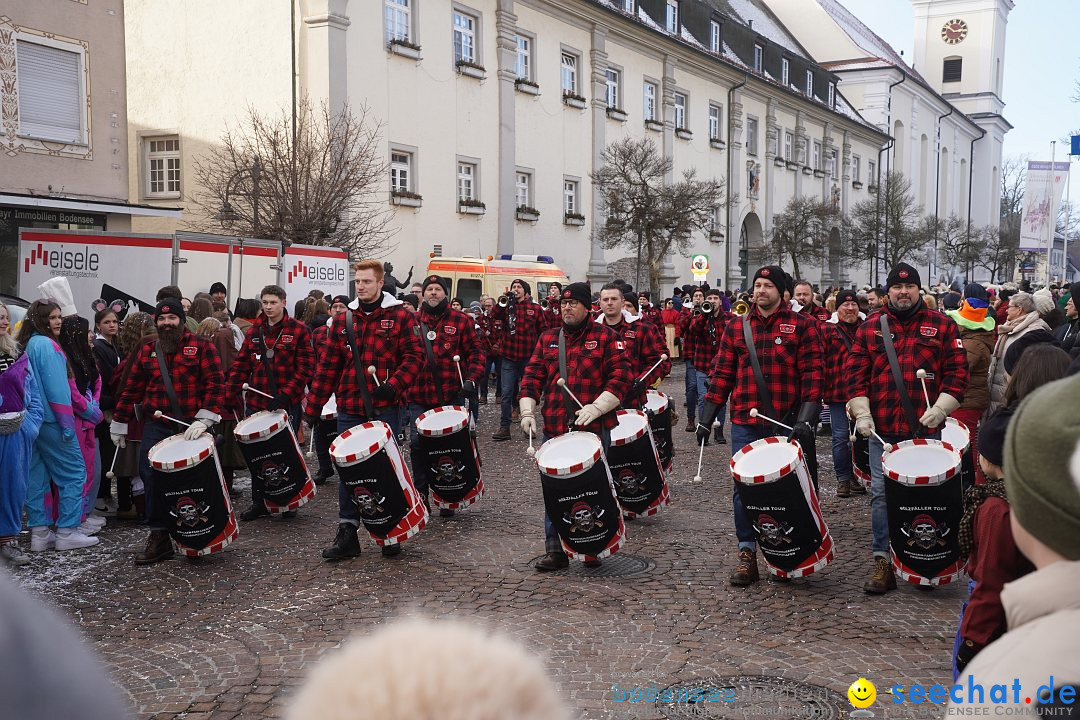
[[520, 322, 632, 436], [541, 304, 562, 330], [493, 299, 545, 363], [677, 309, 697, 361], [304, 298, 424, 423], [801, 305, 831, 322], [597, 316, 671, 406], [476, 312, 499, 356], [226, 312, 314, 412], [822, 318, 860, 403], [686, 311, 731, 373], [406, 305, 485, 407], [642, 307, 663, 327], [705, 305, 824, 429], [844, 303, 968, 437], [311, 322, 330, 355], [114, 331, 225, 424]]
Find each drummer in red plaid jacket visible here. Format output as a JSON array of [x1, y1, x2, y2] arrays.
[[821, 289, 866, 499], [302, 259, 424, 562], [685, 287, 732, 444], [700, 265, 825, 587], [596, 284, 670, 409], [845, 262, 968, 595], [111, 297, 225, 566], [540, 281, 563, 331], [519, 281, 632, 572], [404, 275, 485, 518], [225, 284, 314, 522], [677, 288, 705, 433], [491, 278, 545, 441], [793, 281, 832, 322], [309, 295, 349, 485]]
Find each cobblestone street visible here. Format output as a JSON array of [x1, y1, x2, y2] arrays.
[[12, 368, 961, 720]]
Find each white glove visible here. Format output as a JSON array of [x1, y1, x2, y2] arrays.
[[919, 393, 960, 430], [572, 390, 620, 427], [847, 396, 875, 438], [519, 397, 537, 436], [184, 419, 210, 440], [111, 432, 126, 448], [109, 420, 128, 448]]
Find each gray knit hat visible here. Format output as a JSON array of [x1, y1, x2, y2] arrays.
[[1005, 373, 1080, 560]]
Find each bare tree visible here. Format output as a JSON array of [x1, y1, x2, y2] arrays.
[[928, 214, 976, 280], [189, 99, 395, 259], [997, 155, 1028, 282], [591, 137, 724, 297], [978, 225, 1018, 283], [767, 196, 834, 281], [848, 171, 929, 271]]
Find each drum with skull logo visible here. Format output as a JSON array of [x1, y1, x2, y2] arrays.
[[881, 438, 964, 587], [414, 405, 483, 510], [535, 432, 625, 562], [331, 421, 428, 547], [941, 417, 974, 494], [234, 410, 316, 514], [607, 409, 669, 518], [730, 436, 834, 579], [850, 432, 871, 489], [149, 433, 237, 557], [644, 390, 674, 472]]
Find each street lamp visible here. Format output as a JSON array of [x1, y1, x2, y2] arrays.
[[217, 156, 263, 234]]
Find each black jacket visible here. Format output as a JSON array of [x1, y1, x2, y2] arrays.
[[92, 336, 122, 410], [1054, 318, 1080, 358]]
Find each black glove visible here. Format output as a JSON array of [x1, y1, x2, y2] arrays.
[[697, 400, 721, 445], [674, 337, 681, 347], [630, 378, 646, 396], [372, 383, 397, 402], [954, 639, 981, 674], [461, 379, 476, 397], [789, 401, 819, 444], [268, 395, 290, 411]]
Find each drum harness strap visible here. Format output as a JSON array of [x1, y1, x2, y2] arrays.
[[418, 321, 446, 406], [741, 316, 776, 420], [879, 314, 922, 438], [343, 315, 375, 420], [557, 329, 576, 425], [154, 342, 185, 424]]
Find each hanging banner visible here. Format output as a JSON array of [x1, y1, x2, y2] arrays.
[[690, 254, 709, 283], [1019, 161, 1070, 251]]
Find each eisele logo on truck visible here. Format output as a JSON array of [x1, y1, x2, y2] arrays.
[[24, 243, 100, 275], [287, 260, 345, 284]]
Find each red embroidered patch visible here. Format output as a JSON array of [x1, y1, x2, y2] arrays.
[[280, 334, 294, 343], [919, 326, 938, 337], [760, 268, 770, 276], [625, 331, 636, 339], [444, 326, 457, 335], [380, 319, 395, 330], [526, 309, 535, 316], [183, 346, 198, 357], [779, 324, 795, 334], [584, 340, 598, 350]]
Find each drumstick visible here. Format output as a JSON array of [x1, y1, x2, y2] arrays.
[[153, 410, 192, 427], [526, 428, 535, 457], [555, 378, 585, 409], [367, 365, 381, 387], [693, 434, 705, 483], [452, 354, 466, 386], [637, 353, 669, 384], [241, 382, 275, 400], [916, 369, 932, 410], [105, 444, 120, 480], [749, 407, 794, 432]]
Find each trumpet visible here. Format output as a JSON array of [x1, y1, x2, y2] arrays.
[[700, 301, 714, 315], [497, 295, 512, 308], [733, 300, 750, 316], [540, 298, 551, 310]]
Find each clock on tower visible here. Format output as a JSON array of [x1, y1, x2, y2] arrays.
[[941, 18, 968, 44]]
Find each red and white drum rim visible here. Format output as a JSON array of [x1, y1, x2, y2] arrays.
[[610, 409, 649, 446], [881, 439, 961, 485], [149, 434, 215, 471], [564, 529, 625, 562], [265, 479, 317, 513], [179, 524, 239, 557], [234, 409, 289, 442], [766, 541, 835, 579], [644, 390, 669, 413], [891, 550, 964, 587], [415, 405, 470, 436], [942, 417, 970, 452], [330, 421, 392, 465], [535, 431, 602, 477], [730, 436, 805, 484]]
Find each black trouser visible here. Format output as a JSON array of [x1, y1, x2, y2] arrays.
[[314, 417, 337, 477]]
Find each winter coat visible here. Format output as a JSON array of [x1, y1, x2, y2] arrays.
[[1053, 317, 1080, 358], [956, 327, 995, 412], [986, 311, 1053, 412]]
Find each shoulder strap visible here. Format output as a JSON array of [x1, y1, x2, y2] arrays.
[[154, 341, 183, 420], [343, 314, 374, 419], [558, 328, 574, 420], [879, 314, 920, 438], [418, 320, 446, 405], [836, 324, 854, 351], [742, 316, 775, 419], [255, 326, 280, 396]]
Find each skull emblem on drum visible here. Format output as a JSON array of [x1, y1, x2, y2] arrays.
[[563, 501, 605, 535], [351, 487, 387, 517], [613, 468, 646, 497], [260, 460, 288, 489], [753, 514, 794, 546], [430, 456, 466, 487], [901, 513, 949, 550], [170, 496, 209, 528]]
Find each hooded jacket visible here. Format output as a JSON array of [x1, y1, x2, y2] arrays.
[[987, 310, 1053, 412]]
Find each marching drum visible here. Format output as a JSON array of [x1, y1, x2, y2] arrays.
[[644, 390, 674, 472], [730, 437, 834, 579], [149, 433, 237, 557], [607, 409, 669, 518], [942, 417, 974, 492], [414, 405, 483, 511], [850, 432, 871, 489], [331, 421, 428, 547], [536, 432, 625, 562], [234, 410, 316, 514], [881, 438, 965, 587]]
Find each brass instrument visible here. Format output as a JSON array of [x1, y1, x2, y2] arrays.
[[700, 301, 714, 315], [540, 298, 551, 310], [733, 300, 750, 316], [497, 295, 511, 308]]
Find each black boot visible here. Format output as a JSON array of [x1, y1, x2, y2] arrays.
[[381, 543, 402, 557], [534, 537, 568, 571], [321, 523, 361, 560], [239, 502, 269, 521], [134, 530, 174, 565]]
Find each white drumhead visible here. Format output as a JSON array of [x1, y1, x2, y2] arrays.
[[644, 390, 669, 413], [331, 421, 392, 464], [732, 441, 800, 478], [883, 444, 956, 477], [942, 418, 969, 451], [235, 410, 283, 435], [322, 394, 337, 418], [535, 431, 602, 474], [610, 410, 648, 443], [415, 406, 469, 435], [150, 434, 214, 464]]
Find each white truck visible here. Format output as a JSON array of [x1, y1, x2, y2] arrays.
[[17, 228, 349, 318]]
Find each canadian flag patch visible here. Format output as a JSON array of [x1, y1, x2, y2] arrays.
[[616, 341, 625, 350], [183, 346, 198, 357], [779, 324, 795, 334], [444, 325, 457, 335], [955, 339, 964, 349], [380, 319, 395, 330], [585, 340, 598, 350], [919, 326, 938, 337]]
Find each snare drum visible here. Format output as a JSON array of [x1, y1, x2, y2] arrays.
[[850, 432, 871, 489], [730, 437, 834, 579], [942, 417, 974, 492], [881, 438, 964, 587], [234, 410, 316, 514], [414, 405, 483, 510], [149, 433, 237, 557], [535, 432, 625, 562], [607, 409, 669, 518], [331, 421, 427, 546], [644, 390, 673, 472]]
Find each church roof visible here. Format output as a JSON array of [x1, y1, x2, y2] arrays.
[[813, 0, 928, 84]]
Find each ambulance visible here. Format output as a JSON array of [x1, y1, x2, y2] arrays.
[[424, 255, 570, 307]]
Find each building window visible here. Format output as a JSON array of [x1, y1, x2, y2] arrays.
[[561, 52, 577, 95], [665, 0, 679, 33], [746, 116, 758, 156], [620, 0, 634, 11], [457, 162, 477, 201], [145, 136, 181, 198], [674, 92, 687, 129], [516, 171, 532, 208], [753, 44, 763, 72], [563, 179, 579, 215], [384, 0, 412, 43], [15, 40, 84, 144], [605, 68, 620, 109], [710, 21, 721, 52], [943, 57, 962, 83], [452, 11, 477, 64], [868, 159, 876, 183], [812, 141, 821, 170], [783, 131, 793, 160], [643, 80, 657, 121], [769, 133, 779, 158], [852, 154, 861, 181], [781, 58, 789, 87], [827, 149, 837, 178], [708, 104, 722, 140], [805, 70, 814, 97], [827, 82, 835, 107], [514, 34, 532, 80], [390, 151, 412, 193]]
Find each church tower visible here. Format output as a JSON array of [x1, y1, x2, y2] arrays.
[[912, 0, 1013, 232]]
